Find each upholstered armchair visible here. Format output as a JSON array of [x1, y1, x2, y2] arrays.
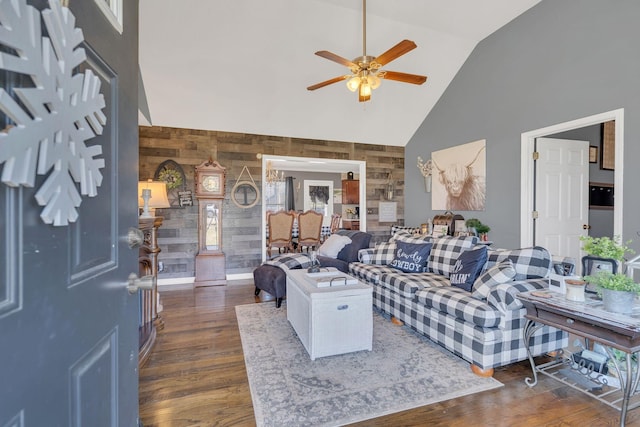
[[329, 213, 342, 235], [297, 210, 323, 253], [266, 210, 295, 258]]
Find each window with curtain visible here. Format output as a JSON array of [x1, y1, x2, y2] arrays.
[[265, 181, 286, 212]]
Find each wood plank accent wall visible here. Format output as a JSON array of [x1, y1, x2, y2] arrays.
[[139, 126, 406, 279]]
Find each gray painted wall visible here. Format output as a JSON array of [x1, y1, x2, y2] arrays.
[[405, 0, 640, 251]]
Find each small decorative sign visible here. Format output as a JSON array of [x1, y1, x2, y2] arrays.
[[179, 191, 193, 207], [379, 202, 397, 223]]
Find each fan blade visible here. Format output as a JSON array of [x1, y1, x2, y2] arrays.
[[374, 40, 417, 66], [315, 51, 356, 68], [307, 75, 349, 91], [381, 71, 427, 85]]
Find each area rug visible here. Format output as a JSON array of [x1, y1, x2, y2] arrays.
[[236, 302, 503, 427]]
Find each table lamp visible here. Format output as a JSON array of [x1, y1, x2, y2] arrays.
[[138, 180, 170, 218]]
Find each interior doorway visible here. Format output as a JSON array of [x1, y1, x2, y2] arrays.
[[260, 155, 367, 262], [520, 109, 624, 256]]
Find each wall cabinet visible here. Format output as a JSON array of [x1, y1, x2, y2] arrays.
[[342, 219, 360, 231], [342, 179, 359, 204]]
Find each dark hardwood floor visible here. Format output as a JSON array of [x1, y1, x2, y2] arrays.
[[139, 282, 638, 427]]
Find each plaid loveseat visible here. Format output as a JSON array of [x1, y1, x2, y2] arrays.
[[349, 232, 568, 373]]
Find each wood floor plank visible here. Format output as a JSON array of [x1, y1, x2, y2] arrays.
[[139, 283, 632, 426]]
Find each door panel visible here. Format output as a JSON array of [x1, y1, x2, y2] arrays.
[[0, 1, 139, 426], [535, 137, 589, 262]]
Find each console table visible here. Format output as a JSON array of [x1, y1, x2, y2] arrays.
[[517, 290, 640, 426]]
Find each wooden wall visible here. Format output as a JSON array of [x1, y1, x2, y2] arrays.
[[139, 126, 406, 280]]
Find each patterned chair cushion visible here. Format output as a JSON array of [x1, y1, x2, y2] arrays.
[[414, 286, 502, 328], [472, 259, 517, 300], [378, 271, 450, 298], [487, 246, 552, 280], [429, 236, 479, 277]]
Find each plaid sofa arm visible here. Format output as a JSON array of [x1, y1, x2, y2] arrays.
[[487, 246, 552, 280], [487, 278, 549, 313], [358, 248, 376, 263]]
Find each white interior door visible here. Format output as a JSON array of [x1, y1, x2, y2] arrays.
[[535, 137, 589, 263]]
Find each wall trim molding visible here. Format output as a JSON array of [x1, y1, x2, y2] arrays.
[[520, 108, 624, 248]]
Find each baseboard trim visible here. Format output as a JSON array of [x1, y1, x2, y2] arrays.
[[158, 277, 195, 287], [158, 273, 253, 287]]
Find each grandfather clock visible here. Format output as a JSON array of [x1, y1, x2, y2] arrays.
[[194, 159, 227, 286]]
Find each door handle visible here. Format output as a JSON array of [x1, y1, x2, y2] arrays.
[[127, 273, 156, 294], [127, 227, 144, 248], [583, 224, 591, 230]]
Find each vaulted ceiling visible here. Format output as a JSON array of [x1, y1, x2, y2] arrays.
[[139, 0, 540, 147]]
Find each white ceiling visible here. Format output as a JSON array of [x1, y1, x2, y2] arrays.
[[139, 0, 540, 147]]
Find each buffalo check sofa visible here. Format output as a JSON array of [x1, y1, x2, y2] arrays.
[[349, 231, 568, 375]]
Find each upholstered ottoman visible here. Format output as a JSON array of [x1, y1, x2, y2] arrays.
[[253, 264, 287, 308]]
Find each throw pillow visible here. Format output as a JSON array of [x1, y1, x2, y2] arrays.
[[317, 234, 352, 258], [429, 236, 479, 276], [449, 246, 489, 292], [388, 240, 433, 273], [368, 242, 397, 265], [472, 259, 517, 300]]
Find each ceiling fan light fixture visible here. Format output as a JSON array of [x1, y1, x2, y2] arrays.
[[359, 81, 372, 99], [307, 0, 427, 102], [346, 76, 361, 92], [369, 74, 381, 90]]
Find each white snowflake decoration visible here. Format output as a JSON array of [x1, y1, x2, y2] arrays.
[[0, 0, 106, 226]]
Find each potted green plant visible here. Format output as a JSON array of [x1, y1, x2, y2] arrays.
[[580, 235, 634, 278], [579, 235, 633, 261], [465, 218, 490, 241], [583, 270, 640, 314]]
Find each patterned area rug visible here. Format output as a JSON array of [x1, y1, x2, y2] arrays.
[[236, 302, 503, 427]]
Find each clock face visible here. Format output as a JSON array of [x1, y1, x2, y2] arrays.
[[202, 175, 220, 192]]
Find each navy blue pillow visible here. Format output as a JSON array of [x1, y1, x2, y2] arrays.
[[389, 241, 433, 273], [450, 246, 489, 291]]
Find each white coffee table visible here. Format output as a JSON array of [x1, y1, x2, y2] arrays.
[[286, 268, 372, 360]]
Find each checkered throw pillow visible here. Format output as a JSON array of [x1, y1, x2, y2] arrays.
[[393, 233, 433, 245], [264, 253, 312, 270], [472, 259, 517, 300], [428, 236, 479, 276], [362, 242, 397, 265]]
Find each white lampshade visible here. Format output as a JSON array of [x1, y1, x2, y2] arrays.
[[138, 180, 170, 217], [346, 76, 361, 92]]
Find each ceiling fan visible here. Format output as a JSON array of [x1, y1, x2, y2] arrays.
[[307, 0, 427, 102]]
